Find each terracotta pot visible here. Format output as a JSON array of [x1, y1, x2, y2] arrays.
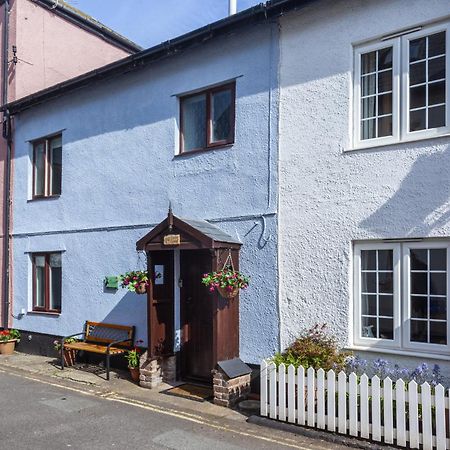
[[0, 340, 16, 355], [135, 283, 147, 295], [63, 349, 77, 366], [129, 367, 140, 382], [217, 285, 239, 299]]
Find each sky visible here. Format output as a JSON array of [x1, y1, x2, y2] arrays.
[[66, 0, 262, 49]]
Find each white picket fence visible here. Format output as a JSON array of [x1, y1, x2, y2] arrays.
[[260, 360, 450, 449]]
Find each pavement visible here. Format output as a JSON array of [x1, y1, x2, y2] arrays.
[[0, 352, 348, 449]]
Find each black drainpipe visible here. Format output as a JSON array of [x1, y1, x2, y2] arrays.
[[2, 0, 10, 330]]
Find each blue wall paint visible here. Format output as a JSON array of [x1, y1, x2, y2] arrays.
[[12, 23, 280, 363]]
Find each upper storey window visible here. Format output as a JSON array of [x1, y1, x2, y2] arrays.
[[353, 23, 449, 148], [180, 83, 235, 153], [33, 134, 62, 198]]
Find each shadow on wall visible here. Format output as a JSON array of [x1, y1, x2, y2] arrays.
[[99, 290, 147, 346], [360, 144, 450, 237]]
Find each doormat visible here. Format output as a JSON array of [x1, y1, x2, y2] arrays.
[[162, 384, 213, 402]]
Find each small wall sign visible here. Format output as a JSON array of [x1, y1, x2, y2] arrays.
[[163, 234, 181, 246]]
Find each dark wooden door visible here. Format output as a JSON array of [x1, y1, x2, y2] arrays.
[[180, 250, 213, 382], [148, 251, 174, 358]]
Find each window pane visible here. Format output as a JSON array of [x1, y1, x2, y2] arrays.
[[379, 319, 393, 340], [378, 47, 393, 70], [430, 297, 446, 320], [429, 105, 446, 128], [429, 32, 446, 57], [411, 272, 428, 294], [410, 109, 426, 131], [411, 320, 428, 342], [181, 94, 206, 151], [378, 116, 392, 137], [411, 249, 428, 270], [361, 51, 376, 74], [361, 74, 376, 96], [379, 294, 393, 316], [361, 250, 376, 270], [361, 316, 377, 338], [50, 136, 62, 196], [49, 254, 62, 311], [378, 70, 393, 93], [411, 296, 427, 318], [361, 294, 377, 315], [361, 272, 376, 293], [430, 249, 447, 271], [410, 61, 426, 85], [211, 89, 232, 143], [410, 37, 426, 62], [429, 81, 446, 106], [429, 56, 446, 82], [378, 93, 392, 115], [34, 143, 45, 196], [362, 97, 376, 119], [34, 256, 45, 308], [430, 273, 446, 295], [378, 272, 393, 294], [378, 250, 393, 270], [361, 119, 376, 140], [430, 321, 447, 345], [410, 85, 426, 109]]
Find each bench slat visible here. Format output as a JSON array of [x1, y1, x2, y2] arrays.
[[64, 342, 126, 355]]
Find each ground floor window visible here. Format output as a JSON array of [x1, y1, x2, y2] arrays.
[[32, 253, 62, 313], [353, 241, 449, 354]]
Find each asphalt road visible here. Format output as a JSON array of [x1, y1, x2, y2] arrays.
[[0, 368, 337, 450]]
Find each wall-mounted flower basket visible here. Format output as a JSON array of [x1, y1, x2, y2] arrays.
[[119, 271, 149, 294], [201, 252, 249, 300]]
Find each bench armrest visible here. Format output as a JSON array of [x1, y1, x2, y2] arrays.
[[106, 339, 132, 353], [62, 332, 85, 345]]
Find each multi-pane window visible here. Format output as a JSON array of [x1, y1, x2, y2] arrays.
[[32, 253, 62, 313], [180, 83, 235, 153], [354, 23, 449, 147], [354, 242, 450, 353], [33, 134, 62, 198]]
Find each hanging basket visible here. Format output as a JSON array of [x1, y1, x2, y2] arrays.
[[135, 283, 147, 295], [217, 285, 240, 299]]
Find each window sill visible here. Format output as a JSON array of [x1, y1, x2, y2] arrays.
[[345, 132, 450, 153], [347, 344, 450, 362], [174, 143, 234, 158], [27, 311, 61, 317], [28, 195, 61, 203]]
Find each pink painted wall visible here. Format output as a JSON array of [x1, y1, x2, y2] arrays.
[[0, 0, 135, 326]]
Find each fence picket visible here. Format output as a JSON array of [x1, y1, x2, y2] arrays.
[[360, 374, 369, 439], [338, 371, 347, 434], [317, 369, 326, 429], [327, 369, 336, 432], [307, 367, 316, 427], [279, 364, 286, 422], [383, 377, 393, 444], [422, 382, 433, 450], [408, 381, 420, 449], [349, 372, 358, 436], [435, 384, 446, 450], [260, 360, 268, 417], [371, 375, 381, 442], [395, 379, 406, 447], [287, 365, 296, 424], [269, 362, 277, 419], [297, 365, 305, 425]]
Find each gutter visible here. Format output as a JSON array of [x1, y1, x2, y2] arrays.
[[3, 0, 315, 115]]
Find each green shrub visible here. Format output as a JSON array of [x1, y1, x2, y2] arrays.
[[271, 324, 350, 371]]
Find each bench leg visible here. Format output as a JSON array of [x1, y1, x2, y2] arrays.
[[106, 353, 110, 381], [61, 345, 64, 370]]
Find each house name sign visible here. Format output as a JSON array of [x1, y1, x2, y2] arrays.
[[163, 234, 181, 246]]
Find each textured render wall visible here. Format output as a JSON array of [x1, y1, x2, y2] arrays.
[[278, 0, 450, 370], [11, 24, 280, 363], [12, 0, 131, 100]]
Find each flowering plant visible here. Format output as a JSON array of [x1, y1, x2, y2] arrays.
[[53, 337, 79, 352], [201, 267, 250, 294], [119, 271, 149, 293], [125, 347, 141, 368], [0, 329, 20, 342]]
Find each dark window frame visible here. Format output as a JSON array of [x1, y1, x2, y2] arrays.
[[179, 82, 236, 154], [32, 252, 62, 313], [32, 134, 62, 199]]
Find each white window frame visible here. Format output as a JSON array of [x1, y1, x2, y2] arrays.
[[353, 21, 450, 149], [353, 39, 401, 149], [353, 241, 450, 355], [401, 23, 450, 141], [353, 242, 402, 348]]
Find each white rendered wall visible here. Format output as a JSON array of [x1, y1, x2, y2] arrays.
[[278, 0, 450, 373]]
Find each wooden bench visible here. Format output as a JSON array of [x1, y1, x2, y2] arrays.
[[61, 321, 135, 380]]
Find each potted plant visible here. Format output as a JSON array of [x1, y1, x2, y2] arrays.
[[125, 346, 141, 382], [119, 271, 149, 294], [0, 329, 21, 355], [54, 338, 79, 366], [202, 267, 250, 299]]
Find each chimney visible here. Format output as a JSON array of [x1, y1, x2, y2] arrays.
[[229, 0, 237, 16]]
